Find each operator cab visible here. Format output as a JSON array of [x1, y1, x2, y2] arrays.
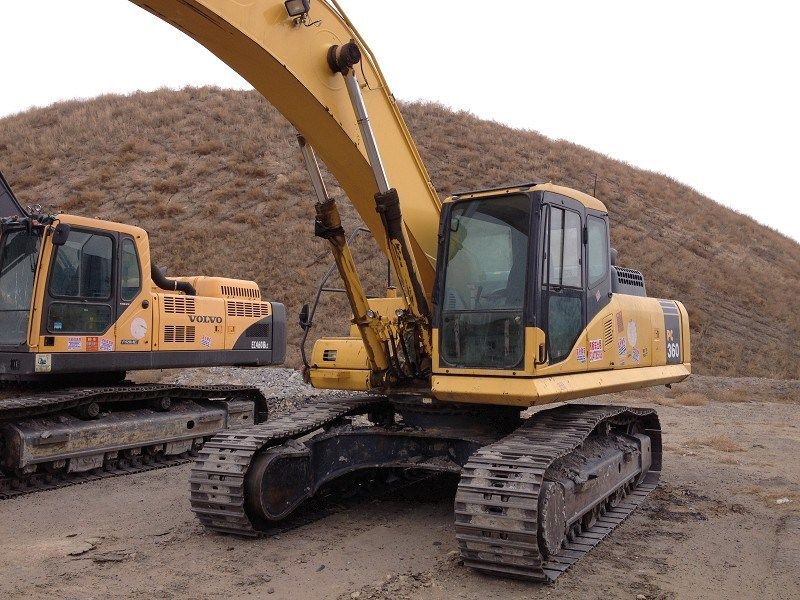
[[434, 182, 612, 373]]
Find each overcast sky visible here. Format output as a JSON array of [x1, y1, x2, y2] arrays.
[[1, 1, 798, 242]]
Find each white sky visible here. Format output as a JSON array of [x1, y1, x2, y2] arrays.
[[1, 0, 798, 242]]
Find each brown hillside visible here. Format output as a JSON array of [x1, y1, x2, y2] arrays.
[[1, 87, 797, 378]]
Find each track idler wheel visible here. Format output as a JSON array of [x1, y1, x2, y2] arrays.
[[244, 442, 312, 524], [538, 481, 566, 559]]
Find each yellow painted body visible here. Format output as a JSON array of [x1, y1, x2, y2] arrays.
[[26, 214, 273, 357]]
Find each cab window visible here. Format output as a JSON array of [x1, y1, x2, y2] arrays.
[[547, 208, 582, 288], [544, 205, 583, 364], [587, 215, 609, 287], [120, 239, 141, 302], [47, 229, 114, 334], [440, 195, 531, 369], [50, 231, 113, 299]]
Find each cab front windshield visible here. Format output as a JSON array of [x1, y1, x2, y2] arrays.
[[0, 228, 41, 346], [440, 195, 531, 369]]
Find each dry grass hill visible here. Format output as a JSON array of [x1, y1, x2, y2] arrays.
[[0, 87, 797, 379]]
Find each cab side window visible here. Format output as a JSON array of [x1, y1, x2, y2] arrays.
[[587, 216, 609, 288], [120, 239, 141, 302], [548, 208, 582, 288]]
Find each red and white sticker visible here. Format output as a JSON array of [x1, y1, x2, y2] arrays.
[[589, 339, 603, 362], [67, 337, 82, 351]]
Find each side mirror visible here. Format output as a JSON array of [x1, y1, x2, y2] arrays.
[[52, 223, 71, 246], [610, 247, 619, 266], [299, 303, 311, 330]]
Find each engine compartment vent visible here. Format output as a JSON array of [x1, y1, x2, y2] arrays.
[[163, 296, 197, 315], [221, 285, 261, 300], [227, 301, 271, 318], [612, 267, 647, 298], [164, 325, 196, 344]]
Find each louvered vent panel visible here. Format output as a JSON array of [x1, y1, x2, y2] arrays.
[[163, 296, 196, 315], [616, 268, 645, 287], [221, 285, 261, 300], [227, 301, 271, 318], [603, 317, 614, 348], [164, 325, 196, 343]]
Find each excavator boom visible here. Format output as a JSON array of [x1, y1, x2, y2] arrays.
[[131, 0, 441, 298]]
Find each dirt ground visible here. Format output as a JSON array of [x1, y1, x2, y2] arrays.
[[1, 374, 798, 600]]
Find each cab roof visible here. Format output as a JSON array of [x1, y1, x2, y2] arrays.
[[446, 181, 608, 214], [56, 213, 148, 239]]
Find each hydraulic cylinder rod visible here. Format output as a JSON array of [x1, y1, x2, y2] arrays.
[[331, 43, 432, 362], [297, 135, 390, 375]]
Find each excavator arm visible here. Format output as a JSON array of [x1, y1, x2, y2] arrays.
[[131, 0, 441, 295]]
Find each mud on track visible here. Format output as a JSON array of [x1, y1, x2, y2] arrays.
[[1, 374, 798, 600]]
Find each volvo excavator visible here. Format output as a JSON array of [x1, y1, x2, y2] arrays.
[[9, 0, 690, 582], [0, 170, 286, 497]]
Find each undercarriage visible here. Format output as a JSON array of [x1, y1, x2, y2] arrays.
[[0, 384, 268, 498], [191, 397, 660, 581]]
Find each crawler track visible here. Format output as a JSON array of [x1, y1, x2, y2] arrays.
[[454, 404, 661, 582], [0, 384, 268, 499], [190, 395, 387, 536], [0, 452, 192, 499]]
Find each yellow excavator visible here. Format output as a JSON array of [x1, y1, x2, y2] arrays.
[[0, 170, 285, 496], [13, 0, 690, 582]]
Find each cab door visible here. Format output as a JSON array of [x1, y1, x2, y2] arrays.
[[539, 194, 586, 367], [114, 235, 152, 352]]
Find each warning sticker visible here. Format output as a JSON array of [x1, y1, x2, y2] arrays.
[[86, 337, 99, 352], [632, 347, 641, 362], [100, 338, 114, 352], [201, 336, 212, 348], [589, 339, 603, 362], [618, 337, 627, 356], [576, 346, 587, 363], [67, 337, 82, 351]]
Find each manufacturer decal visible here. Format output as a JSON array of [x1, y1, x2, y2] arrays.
[[121, 339, 139, 346], [189, 316, 224, 324], [251, 340, 270, 351], [67, 337, 82, 351], [666, 329, 680, 361], [131, 317, 148, 340], [632, 347, 641, 363], [659, 299, 682, 364], [618, 337, 627, 356], [627, 320, 638, 347], [201, 336, 212, 348], [86, 337, 99, 352], [615, 311, 624, 333], [595, 289, 602, 303], [589, 339, 603, 362], [100, 338, 114, 352], [576, 346, 587, 363], [53, 320, 63, 331]]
